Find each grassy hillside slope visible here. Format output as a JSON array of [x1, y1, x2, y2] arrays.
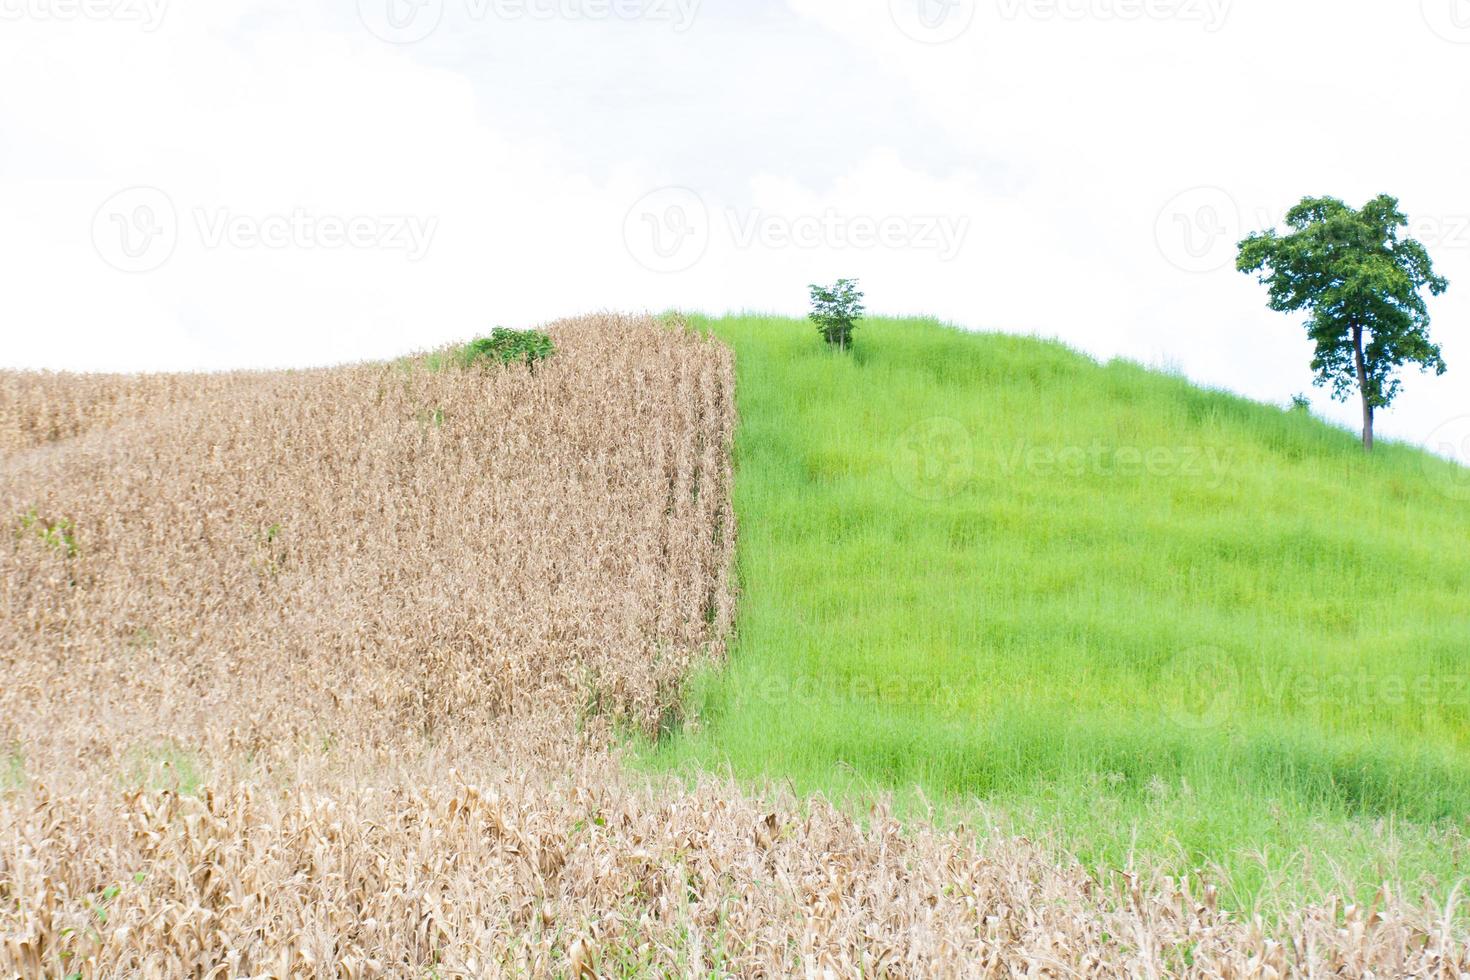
[[657, 314, 1470, 909]]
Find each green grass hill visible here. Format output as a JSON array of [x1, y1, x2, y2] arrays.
[[653, 314, 1470, 912]]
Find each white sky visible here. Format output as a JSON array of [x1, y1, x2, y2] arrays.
[[2, 0, 1468, 453]]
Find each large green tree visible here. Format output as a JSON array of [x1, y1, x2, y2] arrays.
[[1237, 195, 1449, 451]]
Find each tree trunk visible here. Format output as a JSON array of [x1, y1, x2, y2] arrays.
[[1351, 322, 1374, 451]]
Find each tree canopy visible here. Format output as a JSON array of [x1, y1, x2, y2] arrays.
[[1237, 195, 1448, 450]]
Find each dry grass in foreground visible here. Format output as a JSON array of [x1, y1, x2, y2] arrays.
[[1, 315, 1466, 977]]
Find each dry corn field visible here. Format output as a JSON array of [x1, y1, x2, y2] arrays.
[[1, 315, 1466, 978]]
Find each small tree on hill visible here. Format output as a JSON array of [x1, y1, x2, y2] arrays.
[[458, 327, 556, 372], [1237, 195, 1449, 451], [809, 280, 865, 351]]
